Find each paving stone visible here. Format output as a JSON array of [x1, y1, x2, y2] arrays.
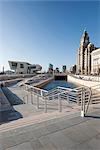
[[39, 135, 58, 150], [87, 134, 100, 150], [71, 142, 93, 150], [66, 130, 90, 144], [45, 123, 60, 133], [12, 133, 29, 146], [30, 139, 44, 150], [0, 142, 3, 150], [30, 127, 49, 139], [47, 131, 77, 150], [1, 136, 15, 150], [5, 142, 33, 150]]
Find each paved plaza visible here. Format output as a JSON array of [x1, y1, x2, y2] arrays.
[[0, 104, 100, 150]]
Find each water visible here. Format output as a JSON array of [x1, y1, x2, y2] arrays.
[[43, 80, 77, 91]]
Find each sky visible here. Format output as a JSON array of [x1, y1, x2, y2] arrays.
[[0, 0, 100, 72]]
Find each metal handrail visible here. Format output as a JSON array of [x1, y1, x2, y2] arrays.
[[85, 87, 92, 115]]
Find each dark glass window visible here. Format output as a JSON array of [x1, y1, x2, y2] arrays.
[[30, 66, 36, 69], [20, 64, 24, 68], [12, 62, 17, 67]]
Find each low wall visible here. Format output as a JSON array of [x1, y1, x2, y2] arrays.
[[0, 74, 34, 81], [34, 77, 54, 88], [0, 78, 23, 87], [68, 75, 100, 87]]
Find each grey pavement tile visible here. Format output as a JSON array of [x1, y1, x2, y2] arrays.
[[5, 142, 33, 150], [39, 135, 58, 150], [12, 133, 29, 146], [86, 121, 100, 133], [87, 134, 100, 150], [63, 127, 90, 144], [56, 120, 72, 130], [64, 121, 99, 139], [30, 139, 44, 150], [1, 136, 15, 150], [45, 123, 60, 134], [23, 131, 37, 141], [71, 142, 93, 150], [0, 142, 3, 150], [30, 127, 50, 139], [73, 122, 99, 139], [47, 131, 77, 149]]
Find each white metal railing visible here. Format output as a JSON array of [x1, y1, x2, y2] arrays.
[[21, 83, 95, 115], [22, 83, 83, 112]]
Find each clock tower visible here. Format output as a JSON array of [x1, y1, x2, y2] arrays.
[[80, 30, 89, 48]]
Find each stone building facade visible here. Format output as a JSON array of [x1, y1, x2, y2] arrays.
[[91, 48, 100, 75], [76, 30, 98, 75]]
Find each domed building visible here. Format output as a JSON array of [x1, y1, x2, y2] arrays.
[[76, 30, 100, 75]]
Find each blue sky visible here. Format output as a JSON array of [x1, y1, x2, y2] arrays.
[[0, 1, 100, 72]]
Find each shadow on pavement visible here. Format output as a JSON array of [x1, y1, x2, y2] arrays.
[[0, 107, 23, 125], [85, 115, 100, 119], [2, 87, 24, 105], [0, 87, 24, 124]]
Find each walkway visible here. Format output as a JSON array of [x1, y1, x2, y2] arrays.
[[0, 104, 100, 150]]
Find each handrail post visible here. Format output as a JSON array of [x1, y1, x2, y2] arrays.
[[41, 90, 43, 96], [23, 96, 25, 104], [31, 92, 33, 104], [81, 88, 85, 117], [67, 93, 69, 103], [77, 91, 80, 105], [83, 90, 85, 116], [44, 97, 47, 113], [37, 95, 39, 109], [58, 94, 62, 112], [27, 95, 28, 104]]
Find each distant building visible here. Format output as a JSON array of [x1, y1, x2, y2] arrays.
[[55, 67, 60, 73], [91, 48, 100, 75], [70, 65, 76, 74], [62, 65, 67, 73], [48, 63, 53, 74], [8, 61, 42, 74], [76, 30, 100, 75]]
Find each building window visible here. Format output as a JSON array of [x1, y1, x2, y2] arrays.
[[20, 64, 24, 68], [30, 66, 36, 69], [12, 62, 17, 67]]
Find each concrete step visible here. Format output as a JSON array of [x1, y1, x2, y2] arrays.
[[0, 105, 80, 133]]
